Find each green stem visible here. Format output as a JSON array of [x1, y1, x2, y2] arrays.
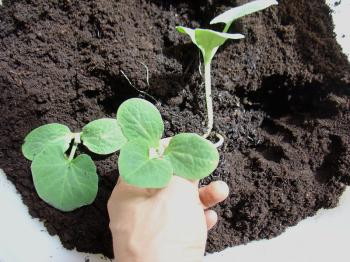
[[223, 22, 232, 33], [202, 21, 232, 142], [223, 23, 230, 33], [68, 133, 81, 161], [203, 62, 213, 138]]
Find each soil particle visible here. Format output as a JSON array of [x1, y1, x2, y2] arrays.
[[0, 0, 349, 258]]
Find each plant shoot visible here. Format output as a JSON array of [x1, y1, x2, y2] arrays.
[[22, 98, 219, 211], [177, 0, 278, 142]]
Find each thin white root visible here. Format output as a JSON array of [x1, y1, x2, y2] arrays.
[[139, 61, 150, 87], [120, 69, 160, 105], [214, 133, 224, 148], [120, 70, 135, 88]]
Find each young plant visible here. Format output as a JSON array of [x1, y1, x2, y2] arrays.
[[117, 98, 219, 188], [22, 98, 219, 211], [22, 119, 126, 211], [177, 0, 278, 142]]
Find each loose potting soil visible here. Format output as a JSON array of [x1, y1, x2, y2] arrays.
[[1, 0, 350, 258]]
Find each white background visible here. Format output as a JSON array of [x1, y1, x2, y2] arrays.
[[1, 0, 349, 261]]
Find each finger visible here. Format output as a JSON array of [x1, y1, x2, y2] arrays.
[[199, 181, 229, 209], [205, 210, 218, 230]]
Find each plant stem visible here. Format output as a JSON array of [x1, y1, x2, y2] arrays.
[[68, 133, 81, 161], [202, 20, 233, 143], [203, 62, 213, 138], [223, 22, 232, 33]]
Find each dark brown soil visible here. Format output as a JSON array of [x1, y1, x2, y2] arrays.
[[1, 0, 349, 258]]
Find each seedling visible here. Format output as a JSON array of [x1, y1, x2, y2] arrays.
[[177, 0, 278, 142], [117, 98, 219, 188], [22, 98, 219, 211], [22, 119, 126, 211]]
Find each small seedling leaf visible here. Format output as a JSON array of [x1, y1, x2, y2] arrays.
[[81, 118, 127, 154], [117, 98, 164, 147], [22, 123, 72, 161], [176, 27, 244, 64], [31, 146, 98, 212], [118, 139, 173, 188], [195, 29, 244, 64], [164, 133, 219, 180], [210, 0, 278, 26], [176, 26, 196, 45]]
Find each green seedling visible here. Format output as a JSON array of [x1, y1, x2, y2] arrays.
[[22, 98, 219, 211], [177, 0, 278, 142], [117, 98, 219, 188], [22, 119, 126, 211]]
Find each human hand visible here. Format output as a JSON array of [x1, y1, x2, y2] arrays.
[[107, 176, 229, 262]]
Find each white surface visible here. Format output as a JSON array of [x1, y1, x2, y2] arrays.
[[206, 187, 350, 262], [0, 171, 109, 262], [327, 0, 350, 57], [1, 1, 350, 261], [1, 169, 350, 262]]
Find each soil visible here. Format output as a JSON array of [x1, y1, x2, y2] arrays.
[[1, 0, 350, 258]]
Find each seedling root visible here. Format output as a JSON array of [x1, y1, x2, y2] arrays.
[[214, 133, 224, 148], [120, 69, 160, 106], [139, 61, 150, 87]]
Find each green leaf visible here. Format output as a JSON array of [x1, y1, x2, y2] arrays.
[[22, 123, 72, 161], [81, 118, 127, 155], [164, 133, 219, 180], [210, 0, 278, 26], [31, 146, 98, 212], [176, 26, 196, 45], [176, 27, 244, 64], [117, 98, 164, 147], [118, 139, 173, 188]]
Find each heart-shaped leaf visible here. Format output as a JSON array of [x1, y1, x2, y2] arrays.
[[176, 27, 244, 64], [164, 133, 219, 180], [22, 123, 72, 161], [118, 139, 173, 188], [117, 98, 164, 147], [81, 118, 126, 155], [210, 0, 278, 26], [31, 146, 98, 212]]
